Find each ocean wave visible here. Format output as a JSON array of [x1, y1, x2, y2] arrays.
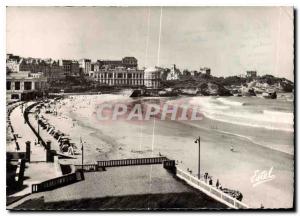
[[202, 110, 293, 132], [189, 97, 230, 110], [216, 98, 245, 106], [186, 97, 293, 132]]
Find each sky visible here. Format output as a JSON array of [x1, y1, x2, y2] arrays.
[[6, 7, 294, 80]]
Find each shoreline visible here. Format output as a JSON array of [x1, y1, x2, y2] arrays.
[[39, 94, 293, 208], [182, 121, 293, 156]]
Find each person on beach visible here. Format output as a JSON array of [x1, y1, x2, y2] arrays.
[[230, 145, 234, 152], [68, 145, 74, 155]]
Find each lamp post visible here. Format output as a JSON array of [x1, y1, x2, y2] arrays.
[[38, 117, 40, 144], [194, 136, 201, 179], [80, 137, 84, 171], [35, 109, 40, 144]]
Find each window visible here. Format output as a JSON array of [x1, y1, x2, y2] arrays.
[[15, 81, 20, 90], [11, 94, 19, 99], [118, 73, 123, 78], [128, 73, 132, 79], [35, 82, 40, 90], [108, 73, 112, 78], [7, 81, 11, 90], [24, 82, 32, 90]]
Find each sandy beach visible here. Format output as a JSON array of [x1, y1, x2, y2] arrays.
[[40, 94, 294, 209]]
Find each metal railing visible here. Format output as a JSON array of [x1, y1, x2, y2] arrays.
[[176, 168, 248, 209], [97, 157, 168, 168], [32, 171, 83, 193]]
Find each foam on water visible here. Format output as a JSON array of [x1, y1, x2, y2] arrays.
[[216, 98, 245, 106], [189, 97, 294, 132]]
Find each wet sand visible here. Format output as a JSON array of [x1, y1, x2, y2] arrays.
[[41, 94, 294, 209]]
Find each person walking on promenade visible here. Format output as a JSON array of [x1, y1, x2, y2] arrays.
[[209, 178, 213, 186], [219, 184, 222, 190], [216, 179, 220, 188], [204, 172, 208, 183]]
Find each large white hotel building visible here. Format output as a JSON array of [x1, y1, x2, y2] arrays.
[[89, 67, 145, 87], [89, 57, 161, 88]]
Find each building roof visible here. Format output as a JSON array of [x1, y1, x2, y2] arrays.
[[144, 67, 162, 74]]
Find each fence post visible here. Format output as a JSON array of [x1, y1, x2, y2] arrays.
[[46, 140, 51, 151], [25, 141, 31, 162]]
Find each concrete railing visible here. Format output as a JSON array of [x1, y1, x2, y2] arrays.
[[14, 159, 25, 185], [97, 157, 168, 168], [176, 168, 249, 209], [32, 171, 84, 193]]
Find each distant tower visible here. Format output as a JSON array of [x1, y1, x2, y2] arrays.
[[166, 64, 180, 80]]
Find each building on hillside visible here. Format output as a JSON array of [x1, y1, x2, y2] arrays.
[[190, 70, 199, 76], [246, 71, 257, 78], [59, 59, 80, 77], [199, 67, 211, 76], [17, 58, 65, 82], [46, 60, 66, 82], [6, 55, 22, 72], [6, 71, 48, 100], [79, 59, 91, 75], [6, 54, 20, 62], [144, 67, 162, 89], [97, 57, 138, 69], [122, 57, 138, 69], [91, 62, 101, 72], [89, 67, 144, 86], [166, 64, 181, 80], [19, 59, 50, 74]]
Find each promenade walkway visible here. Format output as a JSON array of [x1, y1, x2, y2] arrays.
[[7, 102, 60, 198], [7, 164, 191, 209], [9, 102, 46, 162], [7, 103, 19, 152], [39, 165, 192, 203], [28, 112, 61, 153]]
